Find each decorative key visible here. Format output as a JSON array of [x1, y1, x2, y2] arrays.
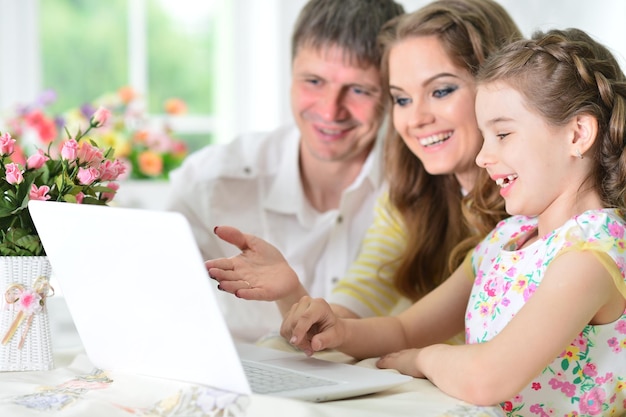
[[17, 277, 53, 349], [2, 284, 28, 345], [2, 276, 53, 348]]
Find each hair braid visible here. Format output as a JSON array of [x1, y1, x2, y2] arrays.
[[477, 28, 626, 210]]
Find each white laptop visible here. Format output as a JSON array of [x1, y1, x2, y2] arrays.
[[28, 200, 411, 402]]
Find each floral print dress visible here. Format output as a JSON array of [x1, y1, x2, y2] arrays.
[[466, 209, 626, 416]]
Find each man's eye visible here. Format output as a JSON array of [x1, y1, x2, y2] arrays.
[[352, 87, 370, 96]]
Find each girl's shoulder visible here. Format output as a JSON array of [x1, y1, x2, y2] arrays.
[[563, 208, 626, 240], [562, 208, 626, 244]]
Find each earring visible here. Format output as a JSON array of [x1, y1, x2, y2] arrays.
[[576, 149, 584, 159]]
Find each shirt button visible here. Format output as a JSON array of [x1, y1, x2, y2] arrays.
[[243, 167, 251, 174], [331, 277, 340, 284], [336, 215, 343, 224]]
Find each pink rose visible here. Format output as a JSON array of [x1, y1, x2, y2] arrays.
[[29, 184, 51, 201], [5, 163, 24, 184], [26, 149, 49, 170], [99, 159, 126, 181], [101, 182, 119, 202], [91, 106, 111, 127], [77, 142, 103, 167], [61, 139, 78, 160], [0, 132, 15, 156], [75, 192, 84, 204], [77, 167, 100, 185]]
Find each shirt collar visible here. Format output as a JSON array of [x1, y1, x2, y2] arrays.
[[263, 125, 384, 219]]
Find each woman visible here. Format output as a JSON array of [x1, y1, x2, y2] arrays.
[[208, 0, 521, 326]]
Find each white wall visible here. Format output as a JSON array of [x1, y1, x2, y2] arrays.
[[227, 0, 626, 140]]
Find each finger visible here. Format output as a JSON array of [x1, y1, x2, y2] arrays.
[[213, 226, 250, 251], [288, 300, 324, 352], [207, 268, 242, 283], [205, 258, 232, 271]]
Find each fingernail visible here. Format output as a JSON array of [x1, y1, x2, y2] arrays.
[[213, 226, 218, 234], [289, 336, 297, 344]]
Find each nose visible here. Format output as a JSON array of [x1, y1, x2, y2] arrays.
[[475, 138, 492, 168], [317, 88, 348, 122], [409, 98, 435, 128]]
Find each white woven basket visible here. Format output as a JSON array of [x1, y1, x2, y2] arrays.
[[0, 256, 54, 371]]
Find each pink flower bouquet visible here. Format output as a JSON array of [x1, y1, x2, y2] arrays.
[[0, 107, 126, 256]]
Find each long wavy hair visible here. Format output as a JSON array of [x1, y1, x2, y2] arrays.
[[378, 0, 522, 300]]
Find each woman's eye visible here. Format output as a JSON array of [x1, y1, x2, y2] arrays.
[[433, 85, 458, 98], [496, 133, 510, 140], [392, 96, 411, 107]]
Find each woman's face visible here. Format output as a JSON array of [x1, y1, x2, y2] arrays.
[[389, 35, 482, 191]]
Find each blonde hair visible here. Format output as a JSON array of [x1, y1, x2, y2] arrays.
[[378, 0, 521, 300], [477, 28, 626, 210]]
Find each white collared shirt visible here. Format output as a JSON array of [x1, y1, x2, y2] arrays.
[[166, 124, 384, 342]]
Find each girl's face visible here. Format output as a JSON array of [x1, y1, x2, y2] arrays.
[[389, 35, 482, 191], [475, 82, 594, 226]]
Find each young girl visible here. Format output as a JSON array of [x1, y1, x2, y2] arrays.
[[283, 28, 626, 416]]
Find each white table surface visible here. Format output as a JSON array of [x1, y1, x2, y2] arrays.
[[0, 297, 505, 417]]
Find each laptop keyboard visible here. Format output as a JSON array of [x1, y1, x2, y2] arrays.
[[242, 360, 339, 394]]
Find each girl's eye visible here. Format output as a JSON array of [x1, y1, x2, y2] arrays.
[[496, 133, 510, 140], [433, 85, 458, 98], [392, 96, 411, 107]]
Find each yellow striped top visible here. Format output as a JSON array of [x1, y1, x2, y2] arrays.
[[327, 192, 409, 317]]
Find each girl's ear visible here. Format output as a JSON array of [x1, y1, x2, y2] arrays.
[[570, 114, 598, 158]]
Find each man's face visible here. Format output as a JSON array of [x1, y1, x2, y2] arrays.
[[290, 45, 384, 163]]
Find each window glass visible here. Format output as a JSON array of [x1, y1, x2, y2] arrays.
[[40, 0, 128, 114], [147, 0, 215, 115], [40, 0, 216, 118]]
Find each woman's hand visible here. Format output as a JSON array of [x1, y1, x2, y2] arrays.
[[376, 348, 426, 378], [281, 296, 346, 356], [205, 226, 305, 305]]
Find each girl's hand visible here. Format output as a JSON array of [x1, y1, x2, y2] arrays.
[[376, 348, 426, 378], [281, 296, 345, 355]]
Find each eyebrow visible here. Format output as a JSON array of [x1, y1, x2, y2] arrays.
[[389, 72, 462, 91], [484, 116, 516, 127]]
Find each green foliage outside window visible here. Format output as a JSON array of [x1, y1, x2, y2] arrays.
[[40, 0, 215, 135]]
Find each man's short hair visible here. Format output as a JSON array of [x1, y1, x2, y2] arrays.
[[291, 0, 405, 68]]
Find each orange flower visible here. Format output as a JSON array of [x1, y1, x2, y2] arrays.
[[118, 86, 137, 104], [137, 150, 163, 176], [164, 98, 187, 115]]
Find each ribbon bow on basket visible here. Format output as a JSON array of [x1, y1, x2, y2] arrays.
[[2, 276, 54, 350]]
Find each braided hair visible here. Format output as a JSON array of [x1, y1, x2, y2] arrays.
[[476, 28, 626, 211]]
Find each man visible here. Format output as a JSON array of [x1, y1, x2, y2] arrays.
[[166, 0, 404, 342]]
